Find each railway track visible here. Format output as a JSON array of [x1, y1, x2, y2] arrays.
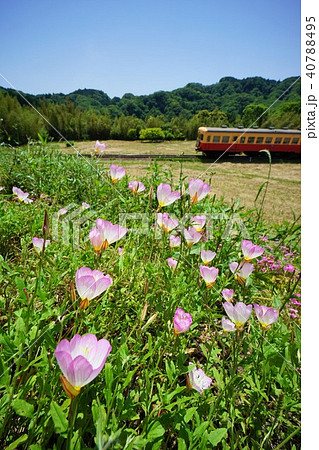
[[81, 153, 300, 162], [82, 153, 202, 159]]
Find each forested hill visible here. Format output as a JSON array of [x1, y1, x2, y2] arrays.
[[0, 76, 300, 121], [0, 76, 301, 144]]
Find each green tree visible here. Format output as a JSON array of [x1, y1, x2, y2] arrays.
[[185, 109, 229, 139], [242, 104, 268, 127]]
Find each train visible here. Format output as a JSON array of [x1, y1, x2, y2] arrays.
[[195, 127, 301, 156]]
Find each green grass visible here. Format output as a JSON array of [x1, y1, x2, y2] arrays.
[[0, 142, 301, 449], [52, 139, 301, 224]]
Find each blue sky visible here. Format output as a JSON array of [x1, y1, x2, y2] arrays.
[[0, 0, 300, 98]]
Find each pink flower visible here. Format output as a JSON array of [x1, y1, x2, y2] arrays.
[[157, 183, 180, 207], [82, 202, 90, 209], [230, 262, 254, 285], [289, 312, 299, 319], [221, 288, 234, 302], [96, 219, 128, 249], [167, 257, 178, 270], [55, 334, 111, 397], [117, 247, 124, 256], [183, 227, 202, 248], [229, 262, 239, 273], [12, 187, 33, 203], [188, 179, 210, 205], [32, 237, 50, 253], [95, 140, 106, 154], [200, 250, 216, 265], [89, 227, 104, 253], [173, 308, 192, 334], [236, 263, 254, 284], [199, 265, 219, 288], [59, 208, 68, 215], [75, 267, 113, 309], [186, 363, 212, 394], [129, 181, 146, 195], [222, 317, 236, 332], [169, 235, 181, 248], [290, 298, 301, 306], [284, 264, 295, 273], [254, 304, 279, 330], [157, 213, 178, 233], [190, 215, 206, 232], [223, 302, 252, 328], [241, 240, 264, 261], [109, 164, 126, 183]]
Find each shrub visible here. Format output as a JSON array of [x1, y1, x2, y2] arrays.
[[139, 127, 166, 141]]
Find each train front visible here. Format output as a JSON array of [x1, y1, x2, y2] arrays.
[[195, 127, 205, 152]]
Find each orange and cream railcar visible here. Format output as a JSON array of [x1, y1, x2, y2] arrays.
[[195, 127, 301, 155]]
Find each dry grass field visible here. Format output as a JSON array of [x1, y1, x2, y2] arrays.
[[55, 140, 301, 224]]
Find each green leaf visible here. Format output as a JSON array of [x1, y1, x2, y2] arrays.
[[15, 277, 28, 305], [193, 422, 209, 441], [177, 437, 187, 450], [12, 399, 34, 418], [6, 434, 28, 450], [0, 356, 10, 387], [212, 367, 223, 388], [104, 362, 113, 385], [122, 368, 138, 390], [49, 400, 68, 435], [184, 406, 197, 423], [294, 324, 301, 352], [254, 182, 267, 203], [165, 359, 175, 383], [207, 428, 228, 446], [147, 421, 165, 441], [70, 430, 82, 450]]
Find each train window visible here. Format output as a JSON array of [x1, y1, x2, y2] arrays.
[[240, 137, 245, 143], [232, 135, 238, 142], [207, 135, 211, 142], [292, 138, 299, 144], [213, 136, 221, 143], [199, 134, 204, 140], [283, 137, 290, 144], [265, 137, 272, 144], [222, 136, 229, 143], [275, 137, 282, 144], [256, 137, 264, 144], [248, 137, 255, 143]]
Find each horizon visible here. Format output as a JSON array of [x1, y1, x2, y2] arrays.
[[0, 74, 301, 100]]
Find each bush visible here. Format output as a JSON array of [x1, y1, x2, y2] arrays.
[[139, 127, 166, 141]]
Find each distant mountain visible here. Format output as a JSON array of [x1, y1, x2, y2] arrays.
[[0, 76, 300, 121]]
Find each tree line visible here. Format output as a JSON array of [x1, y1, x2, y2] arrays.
[[0, 76, 301, 145]]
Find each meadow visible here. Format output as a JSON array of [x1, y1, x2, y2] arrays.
[[0, 140, 301, 449], [57, 139, 301, 224]]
